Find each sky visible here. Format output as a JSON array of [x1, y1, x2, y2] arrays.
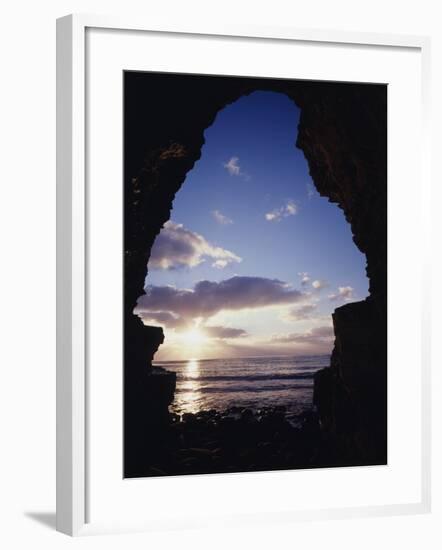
[[135, 91, 368, 361]]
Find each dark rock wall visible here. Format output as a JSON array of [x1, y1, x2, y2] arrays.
[[124, 72, 387, 474]]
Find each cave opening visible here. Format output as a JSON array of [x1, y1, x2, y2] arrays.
[[124, 73, 387, 477], [133, 90, 369, 423]]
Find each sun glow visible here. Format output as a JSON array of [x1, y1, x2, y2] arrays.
[[168, 326, 210, 361], [184, 327, 206, 346]]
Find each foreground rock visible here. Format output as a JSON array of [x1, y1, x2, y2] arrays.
[[126, 406, 366, 478]]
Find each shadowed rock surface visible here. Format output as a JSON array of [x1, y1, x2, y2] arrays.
[[123, 73, 387, 476], [126, 406, 368, 478]]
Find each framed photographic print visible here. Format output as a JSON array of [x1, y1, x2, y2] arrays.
[[56, 14, 431, 536]]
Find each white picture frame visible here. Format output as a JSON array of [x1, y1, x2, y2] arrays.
[[56, 13, 431, 536]]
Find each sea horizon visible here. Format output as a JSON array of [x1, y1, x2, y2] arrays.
[[154, 352, 331, 364]]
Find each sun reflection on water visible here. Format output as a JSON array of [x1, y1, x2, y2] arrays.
[[186, 358, 199, 377], [173, 358, 202, 415]]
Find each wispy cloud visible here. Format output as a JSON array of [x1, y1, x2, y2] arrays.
[[328, 286, 354, 302], [223, 156, 241, 175], [223, 156, 249, 179], [306, 183, 316, 199], [203, 326, 248, 339], [149, 220, 241, 270], [212, 259, 231, 269], [212, 209, 233, 225], [265, 200, 298, 222], [271, 325, 334, 345], [298, 272, 311, 286], [312, 279, 327, 290], [284, 303, 318, 321]]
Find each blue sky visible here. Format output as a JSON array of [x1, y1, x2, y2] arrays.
[[136, 91, 368, 360]]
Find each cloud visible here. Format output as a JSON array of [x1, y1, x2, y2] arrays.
[[328, 286, 354, 301], [212, 210, 233, 225], [306, 183, 316, 199], [265, 200, 298, 222], [148, 220, 241, 270], [137, 309, 247, 340], [312, 279, 327, 290], [284, 303, 318, 321], [223, 156, 241, 175], [271, 325, 334, 345], [223, 156, 249, 179], [298, 272, 311, 286], [204, 326, 248, 339], [136, 276, 306, 321], [137, 310, 189, 330], [212, 259, 229, 269]]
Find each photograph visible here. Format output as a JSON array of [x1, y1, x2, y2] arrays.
[[123, 71, 387, 478], [0, 0, 436, 544]]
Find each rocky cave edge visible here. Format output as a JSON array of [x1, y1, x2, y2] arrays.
[[124, 72, 387, 476]]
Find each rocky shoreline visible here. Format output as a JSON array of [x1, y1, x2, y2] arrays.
[[131, 405, 361, 478]]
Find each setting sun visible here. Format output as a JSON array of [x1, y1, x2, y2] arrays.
[[184, 327, 206, 346]]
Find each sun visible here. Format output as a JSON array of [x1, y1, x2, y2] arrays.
[[185, 327, 206, 346], [180, 327, 208, 359]]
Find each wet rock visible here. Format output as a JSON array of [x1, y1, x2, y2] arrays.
[[182, 413, 197, 424], [169, 412, 181, 424], [241, 409, 255, 422]]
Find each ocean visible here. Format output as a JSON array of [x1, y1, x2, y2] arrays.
[[154, 354, 330, 424]]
